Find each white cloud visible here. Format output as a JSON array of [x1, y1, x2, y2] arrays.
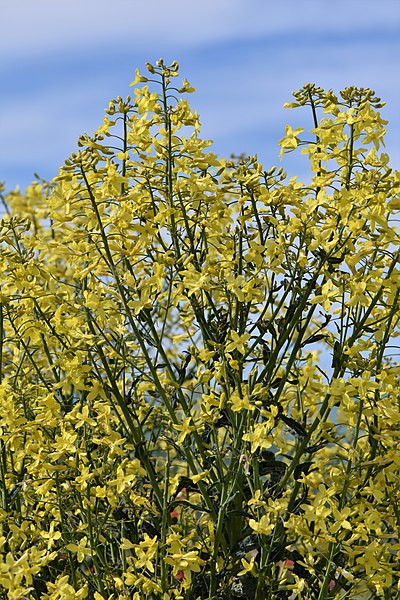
[[2, 0, 399, 60]]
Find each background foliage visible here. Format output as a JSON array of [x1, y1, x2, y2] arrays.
[[0, 60, 399, 599]]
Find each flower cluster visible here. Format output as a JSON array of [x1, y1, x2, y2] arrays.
[[0, 62, 399, 598]]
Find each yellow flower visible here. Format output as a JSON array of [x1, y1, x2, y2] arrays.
[[66, 537, 92, 563], [229, 390, 253, 412], [173, 416, 196, 444], [164, 550, 205, 585], [108, 464, 136, 494], [237, 556, 257, 577], [225, 331, 250, 355], [133, 534, 158, 573], [279, 125, 304, 157], [129, 68, 148, 86], [248, 514, 274, 536], [242, 421, 275, 453]]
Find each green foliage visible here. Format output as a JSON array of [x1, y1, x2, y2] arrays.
[[0, 59, 399, 599]]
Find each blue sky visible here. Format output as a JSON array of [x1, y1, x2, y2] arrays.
[[2, 0, 400, 191]]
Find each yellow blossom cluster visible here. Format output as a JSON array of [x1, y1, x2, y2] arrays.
[[0, 64, 399, 598]]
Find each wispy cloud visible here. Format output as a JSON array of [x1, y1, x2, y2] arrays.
[[2, 0, 399, 60], [1, 0, 399, 188]]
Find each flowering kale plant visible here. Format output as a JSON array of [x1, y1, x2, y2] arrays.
[[0, 60, 399, 599]]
